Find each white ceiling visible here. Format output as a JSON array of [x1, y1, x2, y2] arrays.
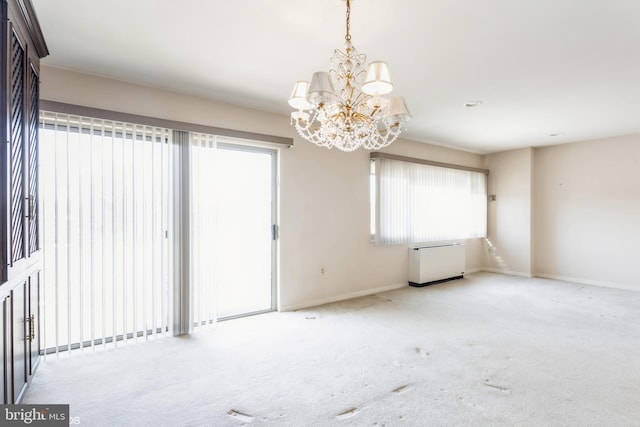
[[31, 0, 640, 154]]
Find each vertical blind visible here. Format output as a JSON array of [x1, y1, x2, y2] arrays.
[[374, 157, 487, 245], [40, 112, 173, 354], [38, 107, 285, 355], [189, 132, 218, 329]]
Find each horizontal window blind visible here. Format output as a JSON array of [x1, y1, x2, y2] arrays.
[[40, 111, 173, 354], [373, 156, 487, 245]]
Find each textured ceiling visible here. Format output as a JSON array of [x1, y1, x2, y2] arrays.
[[32, 0, 640, 154]]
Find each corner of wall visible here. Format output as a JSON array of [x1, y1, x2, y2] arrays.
[[529, 146, 536, 277], [482, 147, 535, 277]]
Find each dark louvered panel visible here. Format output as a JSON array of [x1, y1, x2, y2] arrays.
[[10, 32, 25, 263], [28, 66, 39, 254]]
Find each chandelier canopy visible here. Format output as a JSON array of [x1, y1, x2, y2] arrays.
[[288, 0, 411, 152]]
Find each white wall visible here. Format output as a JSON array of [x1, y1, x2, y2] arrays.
[[40, 66, 487, 310], [484, 148, 534, 276], [534, 135, 640, 290], [483, 138, 640, 290]]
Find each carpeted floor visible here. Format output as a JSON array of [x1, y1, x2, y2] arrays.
[[22, 273, 640, 426]]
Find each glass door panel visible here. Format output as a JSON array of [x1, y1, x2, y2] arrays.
[[215, 144, 275, 319]]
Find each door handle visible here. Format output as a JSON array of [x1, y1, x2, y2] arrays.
[[26, 314, 35, 342], [25, 195, 35, 220]]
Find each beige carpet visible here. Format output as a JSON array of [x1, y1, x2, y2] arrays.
[[22, 273, 640, 426]]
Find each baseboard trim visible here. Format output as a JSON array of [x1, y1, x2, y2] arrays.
[[280, 282, 407, 312], [279, 270, 639, 312], [535, 273, 640, 292], [483, 268, 533, 278]]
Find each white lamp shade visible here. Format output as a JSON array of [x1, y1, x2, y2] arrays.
[[387, 96, 411, 122], [288, 81, 313, 110], [362, 61, 394, 96], [306, 71, 338, 106]]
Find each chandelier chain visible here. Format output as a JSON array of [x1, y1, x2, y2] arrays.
[[345, 0, 351, 41]]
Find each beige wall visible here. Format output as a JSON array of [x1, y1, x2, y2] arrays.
[[483, 138, 640, 291], [40, 66, 640, 303], [39, 66, 291, 138], [534, 135, 640, 290], [280, 138, 486, 310], [485, 148, 534, 276], [40, 66, 487, 310]]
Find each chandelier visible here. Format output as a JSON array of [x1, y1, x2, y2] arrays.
[[288, 0, 411, 152]]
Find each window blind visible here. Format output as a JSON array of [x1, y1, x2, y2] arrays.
[[373, 156, 487, 245], [189, 132, 218, 329], [40, 111, 173, 354]]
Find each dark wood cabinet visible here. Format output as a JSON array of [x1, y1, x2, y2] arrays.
[[7, 272, 38, 403], [1, 272, 38, 404], [2, 294, 10, 402], [2, 0, 45, 283], [11, 280, 27, 403], [27, 271, 39, 377], [1, 0, 47, 404]]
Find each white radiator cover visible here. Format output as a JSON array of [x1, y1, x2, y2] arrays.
[[408, 243, 465, 286]]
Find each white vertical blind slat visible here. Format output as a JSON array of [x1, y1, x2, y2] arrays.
[[89, 117, 95, 351], [189, 133, 218, 330], [65, 115, 72, 353]]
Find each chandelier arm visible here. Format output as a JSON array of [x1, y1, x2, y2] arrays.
[[369, 104, 382, 117], [351, 111, 372, 124], [349, 92, 367, 112], [330, 111, 347, 122]]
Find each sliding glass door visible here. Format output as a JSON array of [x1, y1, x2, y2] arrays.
[[215, 143, 276, 319], [190, 137, 277, 323], [40, 115, 279, 352]]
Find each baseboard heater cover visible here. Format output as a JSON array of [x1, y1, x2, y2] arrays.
[[408, 243, 465, 287]]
